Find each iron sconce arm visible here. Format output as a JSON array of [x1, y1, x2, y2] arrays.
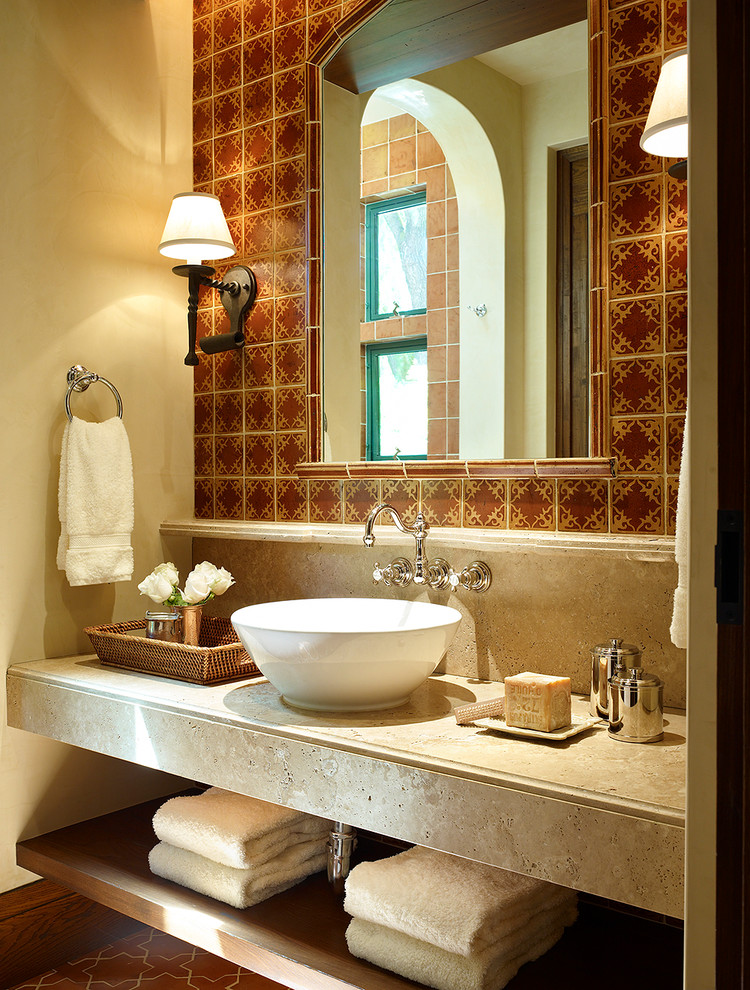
[[172, 263, 257, 366]]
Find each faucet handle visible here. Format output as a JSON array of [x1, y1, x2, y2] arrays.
[[373, 557, 414, 587]]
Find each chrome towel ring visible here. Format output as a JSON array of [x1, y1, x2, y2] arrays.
[[65, 365, 124, 423]]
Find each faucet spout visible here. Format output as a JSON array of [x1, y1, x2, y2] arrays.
[[363, 503, 430, 582]]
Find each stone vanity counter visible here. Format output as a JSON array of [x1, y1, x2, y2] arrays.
[[7, 657, 685, 918]]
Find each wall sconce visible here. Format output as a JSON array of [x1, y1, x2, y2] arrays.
[[159, 192, 257, 366], [640, 49, 688, 179]]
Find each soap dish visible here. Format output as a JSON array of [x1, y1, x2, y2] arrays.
[[475, 712, 604, 741]]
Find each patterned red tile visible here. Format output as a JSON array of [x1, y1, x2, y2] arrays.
[[275, 294, 306, 340], [609, 177, 662, 237], [609, 297, 662, 355], [244, 342, 274, 387], [463, 480, 507, 528], [194, 344, 214, 392], [609, 121, 663, 181], [194, 57, 212, 102], [609, 237, 662, 297], [666, 171, 688, 230], [665, 232, 687, 291], [244, 0, 273, 37], [245, 478, 275, 520], [276, 111, 306, 161], [194, 16, 212, 61], [245, 121, 274, 169], [274, 21, 306, 71], [666, 414, 685, 474], [245, 433, 275, 476], [665, 292, 687, 351], [245, 388, 274, 431], [194, 393, 214, 435], [666, 475, 679, 535], [213, 4, 242, 50], [245, 209, 274, 256], [666, 353, 687, 412], [215, 435, 244, 475], [275, 0, 306, 27], [275, 158, 305, 205], [243, 32, 273, 81], [193, 140, 213, 186], [420, 479, 462, 526], [244, 165, 274, 213], [275, 250, 306, 296], [213, 46, 242, 93], [247, 296, 274, 343], [343, 479, 380, 524], [214, 349, 244, 391], [82, 951, 151, 988], [308, 8, 339, 58], [508, 479, 556, 531], [251, 256, 275, 299], [309, 479, 343, 523], [276, 478, 308, 520], [665, 0, 687, 50], [195, 477, 215, 518], [557, 480, 609, 533], [193, 99, 213, 144], [215, 174, 243, 218], [609, 59, 660, 122], [274, 204, 306, 251], [274, 66, 306, 117], [214, 133, 243, 177], [610, 417, 663, 473], [276, 431, 307, 475], [243, 77, 274, 127], [275, 385, 306, 430], [611, 477, 664, 534], [275, 339, 306, 385], [195, 435, 214, 477], [609, 1, 660, 65], [215, 391, 244, 433], [214, 479, 244, 519], [610, 357, 664, 414]]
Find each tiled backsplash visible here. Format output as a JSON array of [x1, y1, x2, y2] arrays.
[[192, 0, 686, 535]]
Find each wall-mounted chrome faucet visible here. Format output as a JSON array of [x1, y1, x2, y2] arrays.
[[363, 502, 491, 593]]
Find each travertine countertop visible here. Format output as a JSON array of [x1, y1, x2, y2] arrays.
[[7, 657, 686, 916]]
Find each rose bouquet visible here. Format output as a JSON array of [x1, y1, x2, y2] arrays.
[[138, 561, 234, 608]]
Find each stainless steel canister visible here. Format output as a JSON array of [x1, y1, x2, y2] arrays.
[[145, 610, 181, 642], [590, 639, 641, 718], [608, 663, 664, 743]]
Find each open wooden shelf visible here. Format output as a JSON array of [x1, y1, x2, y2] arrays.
[[17, 798, 684, 990]]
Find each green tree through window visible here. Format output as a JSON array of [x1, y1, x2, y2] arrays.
[[365, 192, 427, 321]]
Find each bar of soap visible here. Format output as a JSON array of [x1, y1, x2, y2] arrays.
[[504, 672, 572, 732]]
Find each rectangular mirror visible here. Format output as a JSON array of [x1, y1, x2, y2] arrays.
[[320, 3, 591, 464]]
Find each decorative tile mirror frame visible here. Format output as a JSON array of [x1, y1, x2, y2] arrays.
[[191, 0, 686, 536]]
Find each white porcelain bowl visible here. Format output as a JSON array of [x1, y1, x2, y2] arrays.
[[231, 597, 462, 712]]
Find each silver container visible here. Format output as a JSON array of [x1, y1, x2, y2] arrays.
[[608, 663, 664, 743], [145, 610, 181, 642], [590, 639, 641, 719]]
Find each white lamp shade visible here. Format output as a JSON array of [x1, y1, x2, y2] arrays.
[[640, 49, 688, 158], [159, 192, 236, 266]]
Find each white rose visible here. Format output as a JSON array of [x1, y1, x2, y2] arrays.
[[183, 569, 212, 604], [209, 566, 234, 596], [153, 561, 179, 587], [138, 570, 174, 604]]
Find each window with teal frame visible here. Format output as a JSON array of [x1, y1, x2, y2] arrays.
[[365, 191, 427, 321], [365, 336, 428, 460]]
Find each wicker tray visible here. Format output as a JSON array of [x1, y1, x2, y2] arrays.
[[84, 617, 261, 685]]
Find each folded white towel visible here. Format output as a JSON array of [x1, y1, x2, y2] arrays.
[[152, 788, 333, 870], [670, 414, 688, 649], [57, 416, 134, 586], [344, 846, 575, 956], [346, 902, 578, 990], [149, 838, 328, 910]]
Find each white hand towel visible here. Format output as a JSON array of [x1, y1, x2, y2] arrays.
[[57, 416, 134, 586], [344, 845, 574, 957], [152, 788, 333, 870], [670, 414, 688, 648], [345, 902, 579, 990], [148, 838, 328, 910]]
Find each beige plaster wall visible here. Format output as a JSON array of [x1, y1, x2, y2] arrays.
[[0, 0, 194, 893]]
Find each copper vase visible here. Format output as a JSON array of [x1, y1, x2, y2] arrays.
[[179, 605, 203, 646]]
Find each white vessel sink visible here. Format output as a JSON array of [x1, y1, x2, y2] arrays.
[[231, 597, 462, 712]]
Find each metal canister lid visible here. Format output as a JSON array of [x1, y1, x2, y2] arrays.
[[591, 638, 642, 662]]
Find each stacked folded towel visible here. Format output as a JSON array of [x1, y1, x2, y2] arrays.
[[343, 845, 577, 990], [148, 788, 333, 910]]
